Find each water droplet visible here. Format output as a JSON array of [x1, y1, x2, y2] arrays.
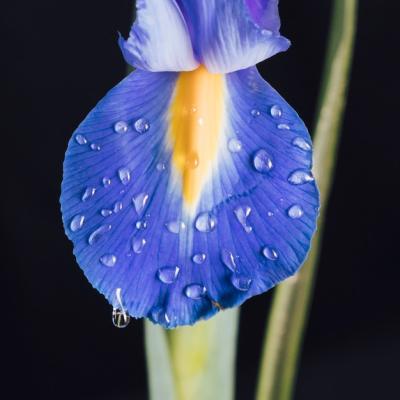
[[100, 254, 117, 267], [134, 118, 150, 134], [132, 238, 147, 254], [132, 193, 149, 215], [263, 246, 279, 261], [118, 167, 131, 185], [157, 266, 180, 284], [292, 137, 311, 151], [231, 275, 252, 291], [102, 177, 111, 187], [228, 138, 242, 153], [287, 204, 304, 219], [75, 134, 87, 145], [185, 152, 199, 169], [114, 121, 128, 134], [221, 249, 237, 272], [251, 109, 261, 117], [70, 215, 85, 232], [192, 253, 207, 265], [261, 29, 273, 37], [270, 105, 282, 118], [136, 220, 148, 230], [234, 206, 253, 233], [112, 288, 130, 328], [88, 224, 112, 245], [150, 307, 170, 325], [277, 123, 290, 130], [90, 143, 101, 151], [81, 187, 96, 202], [165, 220, 186, 234], [197, 117, 205, 126], [253, 149, 273, 173], [288, 169, 314, 185], [101, 209, 113, 217], [185, 284, 207, 300], [156, 162, 166, 172], [113, 201, 123, 213], [267, 211, 274, 217], [195, 212, 217, 233]]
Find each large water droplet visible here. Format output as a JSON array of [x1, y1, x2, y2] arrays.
[[192, 253, 206, 265], [90, 143, 101, 151], [251, 109, 261, 117], [75, 134, 87, 145], [287, 204, 304, 219], [101, 209, 113, 217], [270, 105, 282, 118], [185, 284, 207, 300], [292, 137, 311, 151], [102, 177, 111, 188], [70, 215, 85, 232], [113, 201, 123, 213], [195, 212, 217, 233], [132, 238, 147, 254], [234, 206, 253, 233], [118, 167, 131, 185], [133, 193, 149, 215], [165, 220, 186, 234], [114, 121, 128, 134], [263, 246, 278, 261], [277, 123, 290, 130], [88, 224, 112, 245], [134, 118, 150, 134], [288, 169, 314, 185], [253, 149, 273, 173], [81, 187, 96, 202], [100, 254, 117, 267], [157, 266, 180, 284], [228, 138, 242, 153], [112, 288, 130, 328], [221, 249, 237, 272], [231, 275, 252, 291]]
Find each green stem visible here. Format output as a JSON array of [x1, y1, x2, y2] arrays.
[[255, 1, 358, 399]]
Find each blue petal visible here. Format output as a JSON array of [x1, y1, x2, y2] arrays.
[[119, 0, 198, 72], [61, 67, 319, 328], [176, 0, 290, 73]]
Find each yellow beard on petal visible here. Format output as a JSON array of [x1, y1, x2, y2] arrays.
[[169, 65, 225, 211]]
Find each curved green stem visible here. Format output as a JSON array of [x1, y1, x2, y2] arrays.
[[255, 1, 358, 399]]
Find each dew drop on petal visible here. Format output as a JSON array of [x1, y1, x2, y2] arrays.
[[287, 204, 304, 219], [133, 193, 149, 215], [118, 167, 131, 185], [184, 284, 207, 300], [270, 105, 282, 118], [165, 220, 186, 234], [81, 187, 96, 202], [261, 29, 273, 37], [100, 254, 117, 267], [75, 134, 87, 145], [288, 169, 315, 185], [292, 137, 311, 151], [234, 206, 253, 233], [132, 238, 147, 254], [157, 266, 180, 284], [192, 253, 207, 265], [102, 177, 112, 188], [136, 220, 148, 230], [156, 162, 166, 172], [101, 209, 113, 217], [267, 211, 274, 217], [277, 123, 290, 130], [221, 249, 237, 272], [90, 143, 101, 151], [185, 152, 199, 169], [134, 118, 150, 134], [113, 201, 123, 213], [195, 212, 217, 233], [263, 246, 279, 261], [150, 307, 170, 325], [114, 121, 128, 134], [231, 275, 253, 291], [228, 138, 242, 153], [70, 215, 85, 232], [253, 149, 273, 173], [88, 224, 112, 245], [251, 109, 261, 117]]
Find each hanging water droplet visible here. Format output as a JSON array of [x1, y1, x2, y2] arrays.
[[114, 120, 128, 134], [288, 169, 314, 185], [133, 193, 149, 215], [165, 220, 186, 234], [234, 206, 253, 233], [90, 143, 101, 151], [261, 29, 273, 37], [270, 105, 282, 118], [185, 284, 207, 300], [192, 253, 207, 265], [132, 238, 147, 254], [113, 201, 123, 213], [112, 308, 130, 328], [287, 204, 304, 219], [70, 215, 85, 232], [221, 249, 237, 272], [253, 149, 273, 173], [185, 152, 199, 169], [88, 224, 112, 245], [102, 177, 112, 187], [81, 187, 96, 202], [118, 167, 131, 185], [156, 162, 166, 172], [277, 123, 290, 130], [228, 138, 242, 153], [134, 118, 150, 134], [157, 266, 180, 284], [101, 209, 113, 217], [195, 212, 217, 233], [136, 219, 148, 230], [100, 254, 117, 267], [292, 137, 311, 151], [263, 246, 279, 261], [75, 134, 87, 145], [150, 307, 170, 325], [251, 109, 261, 117], [231, 275, 252, 291]]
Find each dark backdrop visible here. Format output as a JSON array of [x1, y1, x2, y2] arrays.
[[2, 1, 399, 399]]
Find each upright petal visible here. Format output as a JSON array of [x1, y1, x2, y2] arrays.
[[176, 0, 290, 73], [119, 0, 198, 72]]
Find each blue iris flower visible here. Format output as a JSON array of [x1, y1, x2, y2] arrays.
[[61, 0, 319, 328]]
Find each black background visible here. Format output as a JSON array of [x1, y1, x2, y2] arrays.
[[2, 1, 399, 399]]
